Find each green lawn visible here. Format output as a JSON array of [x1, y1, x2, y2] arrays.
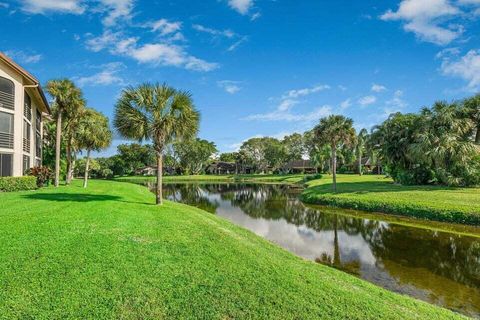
[[302, 174, 480, 225], [0, 180, 462, 319], [116, 173, 308, 184]]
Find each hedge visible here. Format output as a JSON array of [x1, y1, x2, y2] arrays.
[[0, 176, 37, 192]]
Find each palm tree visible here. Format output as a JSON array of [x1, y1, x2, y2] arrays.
[[114, 83, 200, 205], [356, 128, 368, 176], [462, 94, 480, 144], [77, 108, 112, 188], [46, 79, 85, 187], [314, 115, 356, 192]]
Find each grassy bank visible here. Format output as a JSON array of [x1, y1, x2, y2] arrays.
[[116, 173, 308, 184], [0, 180, 461, 319], [302, 174, 480, 225]]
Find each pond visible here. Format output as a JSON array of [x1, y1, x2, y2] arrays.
[[154, 182, 480, 318]]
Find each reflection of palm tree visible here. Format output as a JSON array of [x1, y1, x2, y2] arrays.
[[333, 214, 340, 266], [162, 184, 220, 214]]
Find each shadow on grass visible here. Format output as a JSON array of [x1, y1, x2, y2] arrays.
[[21, 193, 155, 205]]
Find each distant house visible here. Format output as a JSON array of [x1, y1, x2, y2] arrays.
[[282, 160, 317, 174], [205, 161, 237, 175], [0, 52, 50, 177], [135, 165, 176, 176]]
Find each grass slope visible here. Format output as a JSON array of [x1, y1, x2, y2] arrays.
[[117, 173, 307, 184], [0, 180, 463, 319], [302, 174, 480, 225]]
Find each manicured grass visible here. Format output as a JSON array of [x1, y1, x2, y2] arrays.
[[302, 174, 480, 225], [117, 173, 308, 184], [0, 180, 462, 319]]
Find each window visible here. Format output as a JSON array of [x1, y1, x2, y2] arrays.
[[0, 111, 14, 149], [0, 77, 14, 110], [35, 132, 41, 158], [0, 153, 12, 177], [24, 92, 32, 121], [36, 110, 41, 133], [23, 155, 30, 174], [23, 120, 30, 153]]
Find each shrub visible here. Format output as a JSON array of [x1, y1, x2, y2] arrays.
[[26, 166, 52, 187], [0, 176, 37, 192], [304, 173, 322, 182]]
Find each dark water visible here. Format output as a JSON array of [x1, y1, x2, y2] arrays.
[[155, 182, 480, 317]]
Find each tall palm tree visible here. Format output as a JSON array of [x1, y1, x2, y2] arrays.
[[356, 128, 368, 176], [77, 108, 112, 188], [462, 94, 480, 144], [314, 115, 356, 192], [114, 83, 200, 205], [46, 79, 85, 187]]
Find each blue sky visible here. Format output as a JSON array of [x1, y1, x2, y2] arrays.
[[1, 0, 480, 156]]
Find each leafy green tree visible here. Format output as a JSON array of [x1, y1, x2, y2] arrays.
[[46, 79, 85, 187], [282, 133, 305, 162], [264, 138, 287, 172], [314, 115, 356, 191], [114, 83, 200, 205], [117, 143, 156, 174], [174, 138, 217, 174], [462, 94, 480, 144], [76, 108, 112, 188], [356, 129, 368, 175], [219, 152, 238, 162]]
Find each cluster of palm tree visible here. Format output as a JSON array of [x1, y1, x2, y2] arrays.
[[46, 79, 112, 188]]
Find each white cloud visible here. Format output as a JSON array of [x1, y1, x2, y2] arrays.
[[85, 31, 218, 72], [340, 98, 351, 110], [148, 19, 182, 36], [218, 80, 242, 94], [4, 50, 42, 63], [282, 84, 330, 99], [20, 0, 85, 14], [440, 49, 480, 90], [193, 24, 235, 38], [382, 90, 408, 118], [227, 36, 248, 51], [227, 0, 253, 15], [380, 0, 463, 45], [98, 0, 133, 26], [75, 62, 125, 87], [358, 95, 377, 106], [0, 2, 9, 8], [244, 105, 332, 122], [371, 84, 387, 92]]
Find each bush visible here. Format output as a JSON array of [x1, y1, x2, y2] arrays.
[[0, 176, 37, 192], [304, 173, 322, 182], [26, 166, 52, 187]]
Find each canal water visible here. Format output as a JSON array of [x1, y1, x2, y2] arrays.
[[153, 182, 480, 317]]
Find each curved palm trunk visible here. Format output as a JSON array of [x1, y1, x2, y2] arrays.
[[331, 145, 337, 192], [476, 126, 480, 145], [156, 152, 163, 205], [54, 112, 62, 187], [83, 149, 90, 188], [65, 142, 71, 185]]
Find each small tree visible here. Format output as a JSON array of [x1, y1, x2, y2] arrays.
[[356, 128, 368, 175], [314, 115, 356, 192], [77, 108, 112, 188], [114, 83, 199, 205]]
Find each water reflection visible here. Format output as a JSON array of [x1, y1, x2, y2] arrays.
[[160, 183, 480, 317]]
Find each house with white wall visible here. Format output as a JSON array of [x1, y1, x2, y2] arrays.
[[0, 52, 50, 177]]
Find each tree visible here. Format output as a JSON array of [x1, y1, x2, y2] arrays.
[[314, 115, 356, 192], [46, 79, 85, 187], [219, 152, 238, 163], [174, 138, 217, 174], [76, 108, 112, 188], [462, 94, 480, 144], [114, 83, 199, 205], [356, 128, 368, 175], [117, 143, 156, 174], [282, 133, 305, 163]]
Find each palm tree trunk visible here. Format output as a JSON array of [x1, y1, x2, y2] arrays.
[[476, 126, 480, 145], [358, 149, 362, 176], [156, 152, 163, 205], [65, 142, 71, 185], [332, 145, 337, 192], [83, 149, 90, 188], [54, 112, 62, 187]]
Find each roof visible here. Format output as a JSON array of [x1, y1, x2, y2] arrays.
[[0, 51, 51, 114], [283, 160, 314, 168]]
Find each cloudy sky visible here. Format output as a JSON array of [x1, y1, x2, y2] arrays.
[[1, 0, 480, 155]]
